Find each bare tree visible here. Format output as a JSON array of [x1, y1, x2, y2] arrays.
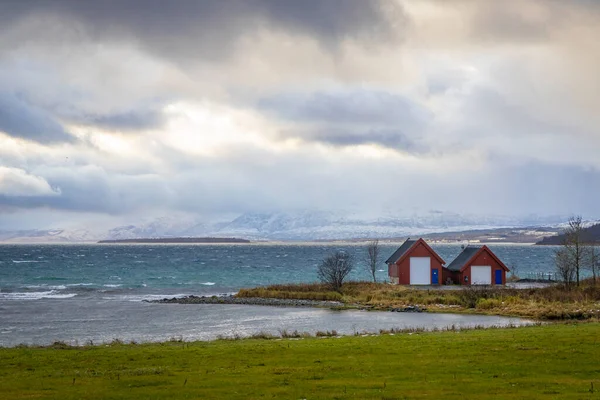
[[586, 245, 599, 286], [318, 251, 354, 292], [365, 239, 380, 283], [562, 216, 587, 286], [555, 248, 576, 289]]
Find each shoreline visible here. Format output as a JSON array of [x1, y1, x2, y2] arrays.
[[144, 292, 536, 317], [147, 294, 345, 308], [1, 318, 540, 349], [148, 294, 458, 314]]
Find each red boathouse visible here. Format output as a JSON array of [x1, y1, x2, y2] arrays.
[[386, 238, 445, 285], [444, 245, 509, 285]]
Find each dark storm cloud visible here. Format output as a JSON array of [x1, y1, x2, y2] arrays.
[[259, 89, 430, 150], [293, 128, 425, 152], [62, 108, 166, 132], [0, 92, 73, 143], [1, 0, 404, 59], [259, 90, 430, 125]]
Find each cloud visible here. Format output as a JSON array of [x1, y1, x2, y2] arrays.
[[0, 92, 73, 143], [259, 89, 429, 125], [258, 89, 431, 151], [292, 128, 423, 151], [1, 0, 404, 61], [0, 167, 61, 197], [2, 0, 600, 230], [64, 108, 166, 132]]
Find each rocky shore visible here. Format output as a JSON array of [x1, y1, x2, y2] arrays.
[[147, 295, 344, 308], [148, 295, 432, 313]]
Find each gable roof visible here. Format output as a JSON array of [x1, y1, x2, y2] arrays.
[[384, 239, 416, 264], [446, 246, 482, 271], [446, 245, 510, 272], [385, 238, 446, 265]]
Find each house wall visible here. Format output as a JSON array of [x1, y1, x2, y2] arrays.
[[388, 262, 398, 277], [442, 268, 457, 285], [460, 249, 506, 285], [394, 242, 443, 285]]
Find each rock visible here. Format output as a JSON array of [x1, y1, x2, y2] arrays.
[[147, 295, 344, 308], [390, 305, 425, 313]]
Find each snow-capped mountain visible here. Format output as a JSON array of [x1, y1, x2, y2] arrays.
[[208, 211, 568, 240], [0, 228, 100, 243], [0, 210, 574, 242], [106, 216, 206, 240]]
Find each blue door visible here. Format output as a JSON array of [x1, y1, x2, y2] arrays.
[[432, 269, 439, 284], [495, 269, 502, 285]]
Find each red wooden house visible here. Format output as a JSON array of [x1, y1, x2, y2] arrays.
[[386, 238, 445, 285], [444, 245, 509, 285]]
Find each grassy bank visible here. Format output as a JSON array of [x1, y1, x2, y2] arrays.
[[1, 323, 599, 399], [237, 280, 600, 320]]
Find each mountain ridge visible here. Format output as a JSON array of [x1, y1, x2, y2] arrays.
[[0, 211, 576, 243]]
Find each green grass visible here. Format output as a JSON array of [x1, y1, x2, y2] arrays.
[[2, 323, 600, 399]]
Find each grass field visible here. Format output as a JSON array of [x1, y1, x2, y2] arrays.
[[1, 323, 600, 399]]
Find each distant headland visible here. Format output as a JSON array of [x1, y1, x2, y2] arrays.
[[98, 237, 251, 244], [536, 223, 600, 245]]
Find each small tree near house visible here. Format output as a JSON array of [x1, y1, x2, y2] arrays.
[[560, 216, 587, 287], [318, 251, 354, 292], [555, 248, 576, 289], [365, 239, 380, 283], [587, 245, 599, 285]]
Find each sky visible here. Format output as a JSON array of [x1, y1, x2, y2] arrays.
[[1, 0, 600, 230]]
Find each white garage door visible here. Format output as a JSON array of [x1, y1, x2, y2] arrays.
[[471, 266, 492, 285], [410, 257, 430, 285]]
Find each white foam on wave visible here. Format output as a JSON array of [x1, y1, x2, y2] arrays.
[[12, 260, 46, 263], [0, 290, 77, 300], [103, 284, 122, 288], [25, 285, 67, 290], [103, 293, 192, 302], [201, 282, 216, 286]]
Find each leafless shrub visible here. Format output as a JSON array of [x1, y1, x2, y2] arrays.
[[365, 239, 380, 283], [317, 251, 354, 292], [560, 216, 587, 286], [586, 245, 599, 285], [555, 248, 576, 289]]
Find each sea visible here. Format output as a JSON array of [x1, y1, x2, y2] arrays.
[[0, 243, 554, 346]]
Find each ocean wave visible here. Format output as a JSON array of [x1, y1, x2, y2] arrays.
[[103, 293, 192, 302], [25, 285, 67, 290], [103, 284, 122, 288], [66, 283, 95, 287], [12, 260, 46, 264], [201, 282, 216, 286], [0, 290, 77, 300], [34, 276, 68, 281]]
